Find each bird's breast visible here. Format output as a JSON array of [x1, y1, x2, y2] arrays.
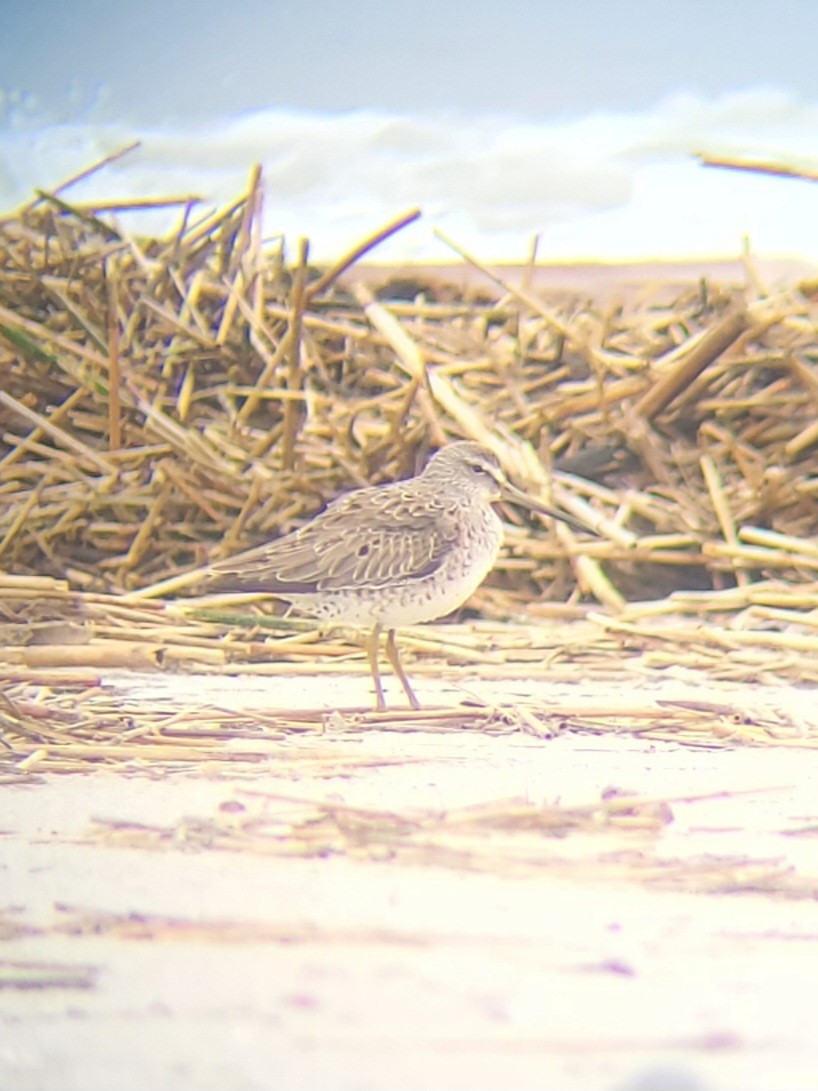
[[282, 505, 505, 628]]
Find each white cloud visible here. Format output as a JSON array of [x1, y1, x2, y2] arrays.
[[2, 88, 818, 263]]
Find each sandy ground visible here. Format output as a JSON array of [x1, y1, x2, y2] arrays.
[[3, 666, 818, 1091], [340, 256, 818, 303]]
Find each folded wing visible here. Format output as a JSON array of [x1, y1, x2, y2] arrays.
[[205, 491, 460, 595]]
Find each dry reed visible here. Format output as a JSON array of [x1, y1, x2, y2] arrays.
[[2, 152, 818, 766]]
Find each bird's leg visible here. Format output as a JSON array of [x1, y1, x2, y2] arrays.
[[385, 628, 421, 710], [365, 624, 386, 711]]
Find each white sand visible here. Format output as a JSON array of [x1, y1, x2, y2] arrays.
[[4, 668, 818, 1091]]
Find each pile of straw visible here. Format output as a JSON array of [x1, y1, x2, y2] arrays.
[[2, 156, 818, 695]]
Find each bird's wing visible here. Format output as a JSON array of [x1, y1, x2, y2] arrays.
[[205, 490, 461, 594]]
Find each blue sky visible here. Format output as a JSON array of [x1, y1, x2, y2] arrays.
[[4, 0, 818, 123]]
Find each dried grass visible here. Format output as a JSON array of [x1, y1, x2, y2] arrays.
[[2, 153, 818, 768], [0, 625, 814, 781], [65, 784, 818, 900]]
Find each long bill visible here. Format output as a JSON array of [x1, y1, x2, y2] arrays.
[[498, 481, 599, 537]]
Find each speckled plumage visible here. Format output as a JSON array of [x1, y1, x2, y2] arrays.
[[205, 442, 592, 709]]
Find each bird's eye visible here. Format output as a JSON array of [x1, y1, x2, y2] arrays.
[[469, 463, 488, 475]]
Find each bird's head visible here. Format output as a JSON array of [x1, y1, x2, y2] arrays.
[[423, 442, 597, 535]]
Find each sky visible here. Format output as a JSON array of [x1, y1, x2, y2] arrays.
[[5, 0, 818, 123], [2, 0, 818, 264]]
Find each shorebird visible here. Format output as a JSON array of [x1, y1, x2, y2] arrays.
[[204, 442, 594, 710]]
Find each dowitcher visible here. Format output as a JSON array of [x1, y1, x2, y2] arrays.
[[205, 442, 594, 710]]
